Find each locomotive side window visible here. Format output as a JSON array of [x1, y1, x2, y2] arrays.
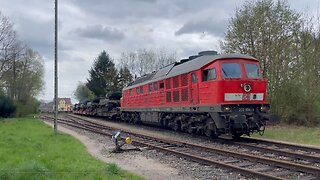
[[136, 87, 140, 94], [149, 83, 152, 92], [140, 86, 143, 94], [181, 73, 188, 86], [222, 63, 241, 78], [191, 73, 197, 83], [202, 68, 216, 81], [245, 64, 260, 79], [173, 76, 179, 88], [166, 78, 171, 89], [129, 89, 132, 96], [154, 82, 158, 91], [159, 82, 164, 89]]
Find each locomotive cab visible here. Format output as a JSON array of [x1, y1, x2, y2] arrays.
[[198, 57, 269, 137]]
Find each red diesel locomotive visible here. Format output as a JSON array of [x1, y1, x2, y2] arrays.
[[120, 51, 269, 138]]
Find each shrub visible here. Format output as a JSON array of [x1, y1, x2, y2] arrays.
[[0, 95, 16, 118], [14, 98, 39, 117]]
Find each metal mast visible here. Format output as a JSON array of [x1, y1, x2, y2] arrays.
[[54, 0, 58, 133]]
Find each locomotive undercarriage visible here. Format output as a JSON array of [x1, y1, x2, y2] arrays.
[[121, 104, 268, 138], [161, 113, 218, 137]]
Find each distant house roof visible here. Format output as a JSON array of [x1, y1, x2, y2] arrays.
[[57, 98, 72, 105]]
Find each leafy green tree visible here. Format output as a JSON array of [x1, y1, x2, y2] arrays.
[[74, 82, 95, 103], [4, 48, 44, 102], [118, 66, 133, 89], [87, 51, 119, 97]]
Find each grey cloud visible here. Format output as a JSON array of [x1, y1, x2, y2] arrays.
[[70, 0, 183, 21], [15, 17, 54, 60], [175, 18, 227, 37], [73, 24, 124, 42]]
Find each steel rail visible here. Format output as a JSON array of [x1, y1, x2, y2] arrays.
[[239, 137, 320, 154], [229, 141, 320, 163]]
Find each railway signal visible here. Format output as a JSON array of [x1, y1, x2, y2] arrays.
[[111, 130, 132, 152]]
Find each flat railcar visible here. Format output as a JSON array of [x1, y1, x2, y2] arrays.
[[120, 51, 269, 138]]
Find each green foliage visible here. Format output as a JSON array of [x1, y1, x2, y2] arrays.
[[73, 81, 95, 102], [4, 48, 45, 102], [0, 95, 15, 117], [118, 66, 133, 89], [87, 51, 119, 97], [0, 12, 44, 118], [0, 118, 143, 180], [222, 0, 320, 125], [14, 98, 39, 117], [252, 125, 320, 146]]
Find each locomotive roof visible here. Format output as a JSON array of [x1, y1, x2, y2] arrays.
[[124, 53, 258, 90]]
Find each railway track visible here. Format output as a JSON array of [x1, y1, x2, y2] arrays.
[[40, 114, 320, 180]]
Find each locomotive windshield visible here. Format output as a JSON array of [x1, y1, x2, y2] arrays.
[[222, 63, 241, 78], [245, 64, 260, 79]]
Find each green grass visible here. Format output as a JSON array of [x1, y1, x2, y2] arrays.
[[0, 117, 143, 180], [252, 125, 320, 146]]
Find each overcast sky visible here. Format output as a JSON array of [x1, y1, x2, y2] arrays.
[[0, 0, 319, 103]]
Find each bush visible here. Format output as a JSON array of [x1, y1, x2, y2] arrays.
[[14, 98, 39, 117], [0, 95, 16, 118], [271, 80, 320, 126]]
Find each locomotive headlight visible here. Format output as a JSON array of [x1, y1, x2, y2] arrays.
[[260, 105, 269, 112], [222, 106, 232, 112], [244, 84, 251, 92]]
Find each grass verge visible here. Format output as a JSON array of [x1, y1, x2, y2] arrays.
[[251, 125, 320, 146], [0, 117, 143, 180]]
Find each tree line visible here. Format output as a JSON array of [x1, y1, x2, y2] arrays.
[[0, 11, 44, 117], [222, 0, 320, 125]]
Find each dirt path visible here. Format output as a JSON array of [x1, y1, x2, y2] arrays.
[[43, 121, 191, 180]]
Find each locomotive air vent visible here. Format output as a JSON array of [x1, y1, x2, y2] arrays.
[[198, 50, 218, 56], [188, 55, 200, 60], [180, 58, 189, 63]]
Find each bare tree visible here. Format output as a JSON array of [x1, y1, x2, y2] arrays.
[[0, 11, 16, 81], [118, 47, 176, 77]]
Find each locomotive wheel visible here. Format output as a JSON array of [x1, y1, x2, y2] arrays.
[[232, 133, 242, 139], [204, 120, 218, 137], [133, 114, 141, 125], [163, 119, 169, 128], [187, 124, 195, 134], [204, 128, 213, 137], [173, 121, 181, 132]]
